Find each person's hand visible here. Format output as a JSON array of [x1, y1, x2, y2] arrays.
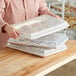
[[3, 24, 19, 39]]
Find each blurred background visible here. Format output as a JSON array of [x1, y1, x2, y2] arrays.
[[45, 0, 76, 40]]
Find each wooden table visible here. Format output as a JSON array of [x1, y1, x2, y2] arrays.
[[0, 40, 76, 76]]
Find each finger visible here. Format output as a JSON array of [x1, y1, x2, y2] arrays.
[[16, 30, 19, 36], [13, 30, 19, 39]]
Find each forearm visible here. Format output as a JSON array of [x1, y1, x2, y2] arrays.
[[0, 17, 10, 48], [0, 21, 9, 48], [0, 31, 9, 48]]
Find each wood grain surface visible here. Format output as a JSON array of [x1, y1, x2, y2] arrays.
[[0, 40, 76, 76]]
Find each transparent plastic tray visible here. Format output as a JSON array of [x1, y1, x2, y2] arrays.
[[12, 15, 69, 39], [7, 44, 68, 57], [8, 33, 68, 48]]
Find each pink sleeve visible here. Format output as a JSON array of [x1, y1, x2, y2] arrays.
[[0, 0, 9, 48], [0, 0, 8, 31], [38, 0, 58, 17]]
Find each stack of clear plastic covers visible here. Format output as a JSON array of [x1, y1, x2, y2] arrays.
[[8, 33, 68, 48], [8, 15, 69, 57]]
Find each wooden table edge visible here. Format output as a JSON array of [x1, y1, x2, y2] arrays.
[[34, 55, 76, 76]]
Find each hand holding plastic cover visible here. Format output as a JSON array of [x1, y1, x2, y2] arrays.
[[12, 15, 69, 39]]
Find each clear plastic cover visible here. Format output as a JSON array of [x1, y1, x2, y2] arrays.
[[12, 15, 69, 39], [8, 33, 68, 48], [7, 43, 68, 57]]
